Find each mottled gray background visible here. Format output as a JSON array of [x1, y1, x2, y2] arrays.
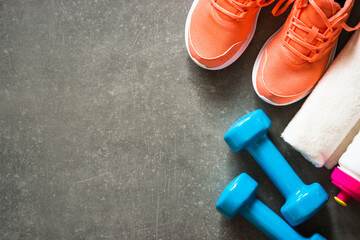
[[0, 0, 359, 239]]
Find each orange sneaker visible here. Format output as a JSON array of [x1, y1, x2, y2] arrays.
[[252, 0, 360, 105], [185, 0, 265, 70]]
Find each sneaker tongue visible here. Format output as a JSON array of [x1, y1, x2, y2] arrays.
[[215, 0, 246, 20], [289, 0, 341, 58]]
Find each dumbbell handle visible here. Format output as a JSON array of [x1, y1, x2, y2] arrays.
[[247, 135, 304, 199], [241, 198, 318, 240]]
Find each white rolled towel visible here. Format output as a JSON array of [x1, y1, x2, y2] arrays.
[[282, 30, 360, 169]]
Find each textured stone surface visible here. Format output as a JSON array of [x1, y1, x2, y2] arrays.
[[0, 0, 359, 239]]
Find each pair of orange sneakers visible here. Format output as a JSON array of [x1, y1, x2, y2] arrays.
[[185, 0, 359, 105]]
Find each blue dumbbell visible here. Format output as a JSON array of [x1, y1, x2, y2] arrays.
[[224, 109, 328, 226], [216, 173, 326, 240]]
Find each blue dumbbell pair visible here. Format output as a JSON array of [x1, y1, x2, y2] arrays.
[[216, 110, 328, 239]]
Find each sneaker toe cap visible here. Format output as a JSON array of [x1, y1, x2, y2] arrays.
[[187, 33, 245, 69]]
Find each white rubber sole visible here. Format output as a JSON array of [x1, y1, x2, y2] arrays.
[[252, 26, 338, 106], [185, 0, 261, 70]]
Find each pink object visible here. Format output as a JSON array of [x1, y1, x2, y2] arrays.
[[331, 167, 360, 206]]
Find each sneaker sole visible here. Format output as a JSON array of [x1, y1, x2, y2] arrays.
[[252, 26, 338, 106], [185, 0, 261, 70]]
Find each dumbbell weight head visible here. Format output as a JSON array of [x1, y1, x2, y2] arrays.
[[224, 109, 271, 152], [281, 182, 328, 226], [216, 173, 258, 219]]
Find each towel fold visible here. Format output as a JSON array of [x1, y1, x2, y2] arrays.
[[282, 30, 360, 169]]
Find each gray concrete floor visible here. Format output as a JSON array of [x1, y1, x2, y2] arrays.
[[1, 0, 359, 239]]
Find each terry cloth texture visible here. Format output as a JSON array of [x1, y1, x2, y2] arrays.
[[282, 30, 360, 169]]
